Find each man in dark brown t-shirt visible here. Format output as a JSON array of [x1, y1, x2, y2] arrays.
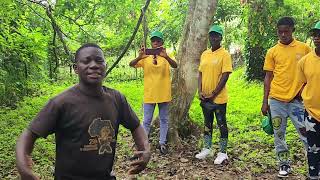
[[16, 43, 151, 180]]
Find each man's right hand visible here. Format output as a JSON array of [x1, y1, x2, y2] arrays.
[[128, 150, 151, 175], [16, 130, 40, 180], [261, 102, 269, 116], [20, 156, 39, 180]]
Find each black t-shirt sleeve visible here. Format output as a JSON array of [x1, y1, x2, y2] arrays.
[[118, 93, 140, 131], [28, 99, 59, 138]]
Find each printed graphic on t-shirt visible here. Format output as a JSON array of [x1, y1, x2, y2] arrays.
[[80, 118, 115, 155], [212, 58, 219, 65], [296, 53, 303, 60]]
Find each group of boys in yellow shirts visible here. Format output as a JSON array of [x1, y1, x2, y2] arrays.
[[131, 16, 320, 179]]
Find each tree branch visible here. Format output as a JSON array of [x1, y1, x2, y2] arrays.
[[46, 9, 72, 61], [86, 2, 101, 24], [60, 14, 96, 39], [106, 0, 151, 76], [61, 14, 88, 26], [27, 0, 72, 62], [15, 0, 51, 22], [28, 0, 47, 8], [52, 29, 59, 78]]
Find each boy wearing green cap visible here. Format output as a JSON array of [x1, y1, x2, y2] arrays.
[[261, 16, 311, 177], [297, 21, 320, 180], [196, 25, 232, 165], [129, 31, 177, 154]]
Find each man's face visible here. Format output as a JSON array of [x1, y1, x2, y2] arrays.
[[277, 25, 294, 45], [151, 37, 163, 48], [311, 30, 320, 48], [209, 32, 222, 48], [74, 47, 106, 85]]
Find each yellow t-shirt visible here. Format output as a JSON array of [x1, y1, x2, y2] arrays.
[[298, 50, 320, 122], [263, 39, 311, 102], [199, 47, 233, 104], [135, 55, 172, 103]]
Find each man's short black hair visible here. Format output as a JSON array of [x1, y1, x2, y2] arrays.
[[74, 43, 103, 62], [277, 16, 295, 27]]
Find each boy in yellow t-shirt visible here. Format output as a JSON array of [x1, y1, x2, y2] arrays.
[[129, 31, 177, 154], [261, 17, 311, 178], [195, 25, 232, 165], [297, 21, 320, 180]]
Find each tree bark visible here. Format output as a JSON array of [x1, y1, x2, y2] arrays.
[[168, 0, 217, 146]]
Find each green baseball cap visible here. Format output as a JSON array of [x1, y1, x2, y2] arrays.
[[310, 21, 320, 32], [150, 31, 164, 40], [209, 25, 223, 35], [261, 111, 273, 135]]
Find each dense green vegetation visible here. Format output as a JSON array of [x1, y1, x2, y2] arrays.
[[0, 0, 188, 106], [0, 68, 306, 179]]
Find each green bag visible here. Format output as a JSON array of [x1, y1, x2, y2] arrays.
[[261, 111, 273, 135]]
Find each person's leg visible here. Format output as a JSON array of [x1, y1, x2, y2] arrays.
[[288, 99, 308, 150], [213, 103, 229, 164], [195, 101, 215, 159], [142, 103, 156, 135], [305, 111, 320, 179], [269, 99, 290, 170], [158, 102, 169, 145], [200, 101, 215, 149], [214, 103, 228, 153]]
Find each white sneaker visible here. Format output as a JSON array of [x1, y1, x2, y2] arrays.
[[214, 152, 228, 164], [277, 165, 291, 177], [195, 148, 211, 159]]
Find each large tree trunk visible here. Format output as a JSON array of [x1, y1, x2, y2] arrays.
[[168, 0, 217, 146]]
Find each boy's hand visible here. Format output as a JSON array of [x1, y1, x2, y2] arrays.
[[128, 150, 151, 175], [205, 92, 217, 102], [261, 102, 269, 116], [198, 92, 206, 101], [138, 47, 148, 59], [159, 48, 169, 59]]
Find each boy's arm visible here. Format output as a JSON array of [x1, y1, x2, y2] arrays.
[[129, 48, 147, 67], [16, 129, 39, 180], [164, 56, 178, 68], [198, 72, 205, 101], [206, 72, 231, 101], [129, 57, 143, 67], [128, 125, 151, 175], [159, 48, 177, 68], [261, 71, 273, 115]]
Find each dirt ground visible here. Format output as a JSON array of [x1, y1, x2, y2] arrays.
[[114, 136, 305, 180]]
